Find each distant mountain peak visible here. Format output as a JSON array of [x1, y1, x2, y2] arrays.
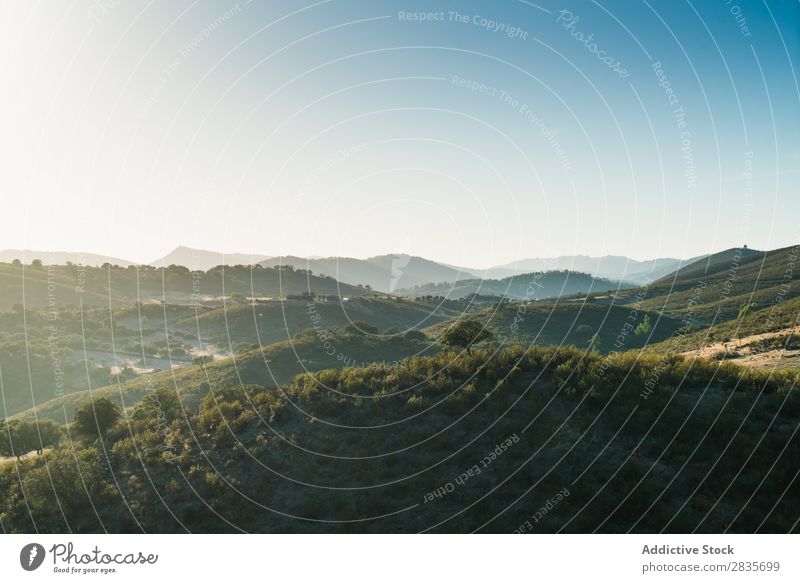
[[149, 246, 272, 270]]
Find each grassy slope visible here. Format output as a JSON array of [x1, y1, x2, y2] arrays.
[[0, 263, 110, 309], [612, 245, 799, 356], [424, 301, 684, 353], [12, 332, 439, 424], [2, 346, 797, 533], [260, 254, 476, 292], [184, 296, 464, 346], [0, 303, 206, 418], [0, 296, 469, 419], [615, 245, 798, 324], [400, 270, 630, 300], [0, 262, 373, 310], [647, 296, 800, 353]]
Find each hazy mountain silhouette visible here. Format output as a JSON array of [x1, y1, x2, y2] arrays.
[[149, 246, 272, 271], [259, 254, 477, 293], [652, 246, 763, 284], [400, 270, 630, 300], [0, 249, 135, 267], [3, 246, 709, 290], [490, 254, 706, 284]]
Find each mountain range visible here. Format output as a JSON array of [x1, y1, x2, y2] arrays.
[[487, 254, 706, 284], [0, 249, 135, 267], [149, 246, 272, 271], [258, 254, 475, 293], [398, 270, 630, 299], [5, 244, 797, 534], [0, 245, 708, 291]]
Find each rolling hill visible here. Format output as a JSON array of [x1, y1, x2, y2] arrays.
[[259, 254, 477, 293], [1, 295, 468, 419], [3, 244, 799, 533], [615, 245, 798, 324], [150, 246, 272, 271], [0, 249, 135, 267], [3, 346, 797, 533], [652, 246, 764, 284], [11, 329, 439, 424], [4, 244, 797, 421], [0, 261, 372, 311], [423, 301, 683, 352], [183, 295, 464, 347], [399, 270, 631, 300], [489, 254, 704, 284], [11, 246, 707, 290]]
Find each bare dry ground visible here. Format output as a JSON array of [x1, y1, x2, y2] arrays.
[[0, 450, 43, 465], [682, 326, 800, 370]]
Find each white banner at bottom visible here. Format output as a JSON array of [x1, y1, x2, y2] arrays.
[[0, 534, 796, 582]]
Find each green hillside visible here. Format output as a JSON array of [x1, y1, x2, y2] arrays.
[[615, 245, 798, 324], [2, 346, 797, 533], [11, 329, 438, 424], [0, 306, 144, 417], [185, 296, 464, 346], [655, 247, 764, 283], [424, 301, 683, 353], [0, 293, 472, 419], [259, 254, 476, 292], [0, 262, 372, 310], [4, 244, 797, 421], [0, 301, 223, 418], [400, 270, 630, 300], [648, 296, 800, 353]]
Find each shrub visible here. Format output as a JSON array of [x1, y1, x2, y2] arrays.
[[441, 319, 493, 354], [73, 398, 121, 438], [404, 329, 428, 341], [344, 321, 379, 336]]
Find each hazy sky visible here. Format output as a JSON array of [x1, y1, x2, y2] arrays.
[[1, 0, 798, 267]]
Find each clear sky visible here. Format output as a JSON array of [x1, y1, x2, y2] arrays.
[[1, 0, 798, 267]]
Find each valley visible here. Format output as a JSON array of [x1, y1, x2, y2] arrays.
[[1, 243, 798, 533]]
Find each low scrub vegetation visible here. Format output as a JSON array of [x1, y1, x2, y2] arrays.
[[2, 346, 796, 533]]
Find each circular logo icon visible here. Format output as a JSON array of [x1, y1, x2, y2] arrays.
[[20, 543, 46, 571]]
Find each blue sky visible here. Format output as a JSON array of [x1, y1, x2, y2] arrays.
[[1, 0, 798, 266]]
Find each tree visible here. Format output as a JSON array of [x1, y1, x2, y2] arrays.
[[111, 366, 137, 383], [31, 259, 43, 269], [1, 421, 25, 457], [634, 314, 651, 336], [404, 329, 428, 341], [36, 420, 64, 453], [738, 302, 756, 320], [18, 446, 119, 532], [0, 420, 62, 458], [441, 319, 493, 355], [344, 321, 379, 336], [73, 398, 121, 438]]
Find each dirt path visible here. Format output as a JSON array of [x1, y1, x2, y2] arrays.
[[0, 450, 43, 465], [682, 326, 800, 370]]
